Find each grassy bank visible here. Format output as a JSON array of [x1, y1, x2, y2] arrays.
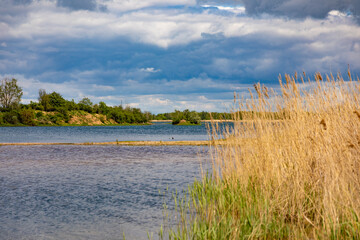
[[164, 71, 360, 239]]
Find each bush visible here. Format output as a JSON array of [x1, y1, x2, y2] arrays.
[[3, 111, 20, 124], [35, 111, 44, 118], [20, 108, 36, 125], [55, 107, 70, 123], [48, 113, 65, 124]]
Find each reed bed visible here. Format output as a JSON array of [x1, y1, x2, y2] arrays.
[[165, 70, 360, 239]]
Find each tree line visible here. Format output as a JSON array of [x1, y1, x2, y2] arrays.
[[0, 78, 235, 126], [154, 109, 232, 125], [0, 78, 152, 126]]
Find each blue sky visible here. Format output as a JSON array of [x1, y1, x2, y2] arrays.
[[0, 0, 359, 113]]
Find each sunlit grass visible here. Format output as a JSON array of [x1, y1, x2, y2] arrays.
[[163, 70, 360, 239]]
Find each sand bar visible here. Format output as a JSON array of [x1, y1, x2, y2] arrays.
[[0, 140, 210, 146]]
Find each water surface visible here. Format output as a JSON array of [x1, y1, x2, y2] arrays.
[[0, 123, 210, 143], [0, 145, 209, 239]]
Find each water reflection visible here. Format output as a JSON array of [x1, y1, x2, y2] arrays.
[[0, 145, 209, 239]]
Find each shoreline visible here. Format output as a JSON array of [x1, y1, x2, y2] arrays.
[[0, 140, 210, 146]]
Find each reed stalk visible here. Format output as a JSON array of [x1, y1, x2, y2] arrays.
[[165, 70, 360, 239]]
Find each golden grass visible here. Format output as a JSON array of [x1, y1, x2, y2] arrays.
[[167, 70, 360, 239]]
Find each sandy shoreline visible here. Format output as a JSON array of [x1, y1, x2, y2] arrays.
[[0, 140, 210, 146]]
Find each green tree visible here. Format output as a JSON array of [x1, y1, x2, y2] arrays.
[[0, 78, 23, 109], [188, 111, 201, 124], [171, 110, 183, 125], [78, 97, 93, 113], [48, 92, 66, 109], [199, 111, 210, 120], [65, 99, 78, 111], [38, 89, 50, 111], [98, 101, 109, 115], [109, 108, 125, 123]]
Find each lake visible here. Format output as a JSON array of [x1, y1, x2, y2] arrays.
[[0, 123, 211, 143], [0, 124, 217, 239]]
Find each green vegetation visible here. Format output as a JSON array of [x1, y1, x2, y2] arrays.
[[155, 109, 231, 125], [0, 78, 153, 126], [0, 77, 236, 126], [154, 108, 285, 125], [163, 71, 360, 239], [0, 78, 23, 109], [0, 77, 279, 127]]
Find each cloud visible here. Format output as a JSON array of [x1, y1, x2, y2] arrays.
[[201, 4, 246, 14], [4, 0, 106, 12], [128, 94, 232, 113], [103, 0, 197, 13], [0, 2, 359, 113], [2, 73, 241, 113], [140, 67, 161, 73], [240, 0, 360, 21], [56, 0, 98, 11]]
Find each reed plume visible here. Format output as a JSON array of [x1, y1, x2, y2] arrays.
[[167, 71, 360, 239]]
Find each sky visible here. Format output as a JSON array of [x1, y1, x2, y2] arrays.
[[0, 0, 359, 113]]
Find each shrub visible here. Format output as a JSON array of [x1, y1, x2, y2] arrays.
[[35, 111, 44, 118], [20, 108, 36, 125], [3, 110, 20, 124]]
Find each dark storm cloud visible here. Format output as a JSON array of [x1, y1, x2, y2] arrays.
[[241, 0, 360, 20], [199, 0, 359, 21], [1, 2, 359, 112]]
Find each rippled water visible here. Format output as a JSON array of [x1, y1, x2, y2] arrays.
[[0, 123, 211, 143], [0, 145, 209, 239]]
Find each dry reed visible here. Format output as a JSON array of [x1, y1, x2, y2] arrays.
[[167, 70, 360, 239]]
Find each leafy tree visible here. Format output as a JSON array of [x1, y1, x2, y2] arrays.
[[48, 92, 66, 109], [98, 101, 109, 115], [155, 113, 168, 120], [65, 99, 78, 111], [38, 89, 50, 111], [144, 111, 153, 121], [28, 101, 42, 110], [0, 78, 23, 109], [171, 110, 183, 125], [78, 97, 93, 113], [199, 111, 210, 120], [109, 108, 125, 123], [188, 111, 201, 124]]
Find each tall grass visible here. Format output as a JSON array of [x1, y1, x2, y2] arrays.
[[165, 70, 360, 239]]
